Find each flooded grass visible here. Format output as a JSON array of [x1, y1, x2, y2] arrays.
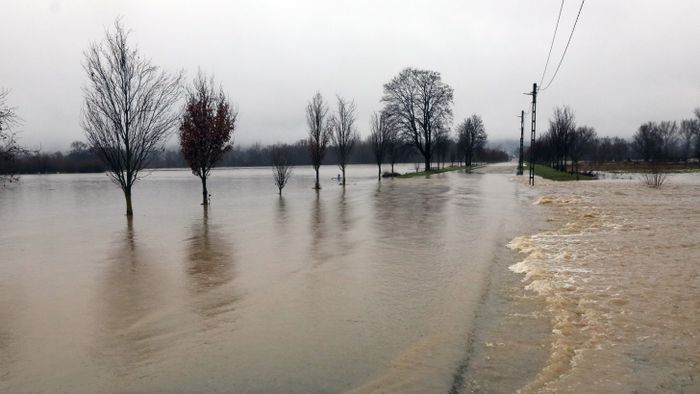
[[531, 164, 596, 181]]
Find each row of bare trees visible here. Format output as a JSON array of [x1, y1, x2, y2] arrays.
[[367, 109, 490, 180], [632, 113, 700, 162], [6, 20, 504, 216], [304, 93, 360, 189], [372, 68, 494, 176], [533, 106, 700, 179], [81, 20, 241, 213], [532, 106, 598, 178], [82, 20, 364, 213]]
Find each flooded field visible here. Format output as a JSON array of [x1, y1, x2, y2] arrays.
[[0, 164, 542, 393], [507, 174, 700, 392], [5, 164, 695, 393]]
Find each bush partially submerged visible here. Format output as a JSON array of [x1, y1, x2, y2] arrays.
[[641, 167, 668, 188]]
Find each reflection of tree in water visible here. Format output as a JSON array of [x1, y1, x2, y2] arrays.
[[373, 181, 450, 246], [309, 191, 329, 265], [185, 206, 238, 323], [335, 188, 355, 256], [275, 195, 289, 229], [0, 291, 18, 382], [337, 188, 350, 232], [308, 189, 358, 266], [93, 217, 172, 375]]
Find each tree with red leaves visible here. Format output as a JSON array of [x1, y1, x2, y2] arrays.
[[179, 73, 237, 206]]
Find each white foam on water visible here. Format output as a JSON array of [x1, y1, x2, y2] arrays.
[[509, 176, 700, 393]]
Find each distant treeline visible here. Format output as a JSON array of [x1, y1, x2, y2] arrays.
[[1, 139, 511, 175], [530, 106, 700, 173]]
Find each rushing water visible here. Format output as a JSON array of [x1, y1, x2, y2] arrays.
[[507, 174, 700, 393], [0, 164, 540, 393]]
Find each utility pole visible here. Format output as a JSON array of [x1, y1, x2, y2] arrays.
[[517, 110, 525, 175], [524, 83, 538, 186]]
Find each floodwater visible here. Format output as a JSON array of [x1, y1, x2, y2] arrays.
[[507, 174, 700, 392], [0, 164, 541, 393]]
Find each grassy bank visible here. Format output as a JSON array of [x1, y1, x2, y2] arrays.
[[579, 161, 700, 174], [530, 164, 596, 181], [398, 165, 476, 178]]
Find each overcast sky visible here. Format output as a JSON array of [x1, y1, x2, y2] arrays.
[[1, 0, 699, 150]]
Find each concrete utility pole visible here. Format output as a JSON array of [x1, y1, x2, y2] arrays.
[[517, 110, 525, 175], [525, 83, 538, 186]]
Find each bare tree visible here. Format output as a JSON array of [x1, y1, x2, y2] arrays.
[[179, 72, 237, 206], [433, 126, 451, 169], [679, 118, 698, 162], [385, 130, 404, 175], [694, 108, 700, 161], [456, 115, 487, 167], [381, 68, 454, 172], [611, 137, 630, 162], [369, 111, 389, 180], [82, 20, 182, 216], [306, 92, 330, 190], [0, 89, 27, 185], [657, 121, 678, 161], [569, 126, 596, 178], [0, 90, 29, 186], [595, 136, 630, 163], [271, 144, 294, 195], [0, 90, 16, 129], [69, 141, 90, 158], [633, 122, 662, 162], [547, 106, 576, 171], [633, 121, 677, 162], [329, 96, 358, 186]]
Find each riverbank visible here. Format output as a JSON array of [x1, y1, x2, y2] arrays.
[[580, 161, 700, 174], [505, 173, 700, 392]]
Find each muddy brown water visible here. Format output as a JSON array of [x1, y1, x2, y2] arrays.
[[508, 174, 700, 393], [0, 164, 544, 393]]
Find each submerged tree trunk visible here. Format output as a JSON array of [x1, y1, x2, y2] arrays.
[[314, 167, 320, 190], [201, 176, 208, 206], [124, 187, 133, 217], [341, 166, 346, 187], [377, 164, 382, 181]]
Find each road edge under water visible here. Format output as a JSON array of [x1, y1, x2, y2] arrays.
[[452, 175, 554, 393]]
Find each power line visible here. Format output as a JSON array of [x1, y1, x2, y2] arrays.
[[540, 0, 586, 92], [539, 0, 566, 87]]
